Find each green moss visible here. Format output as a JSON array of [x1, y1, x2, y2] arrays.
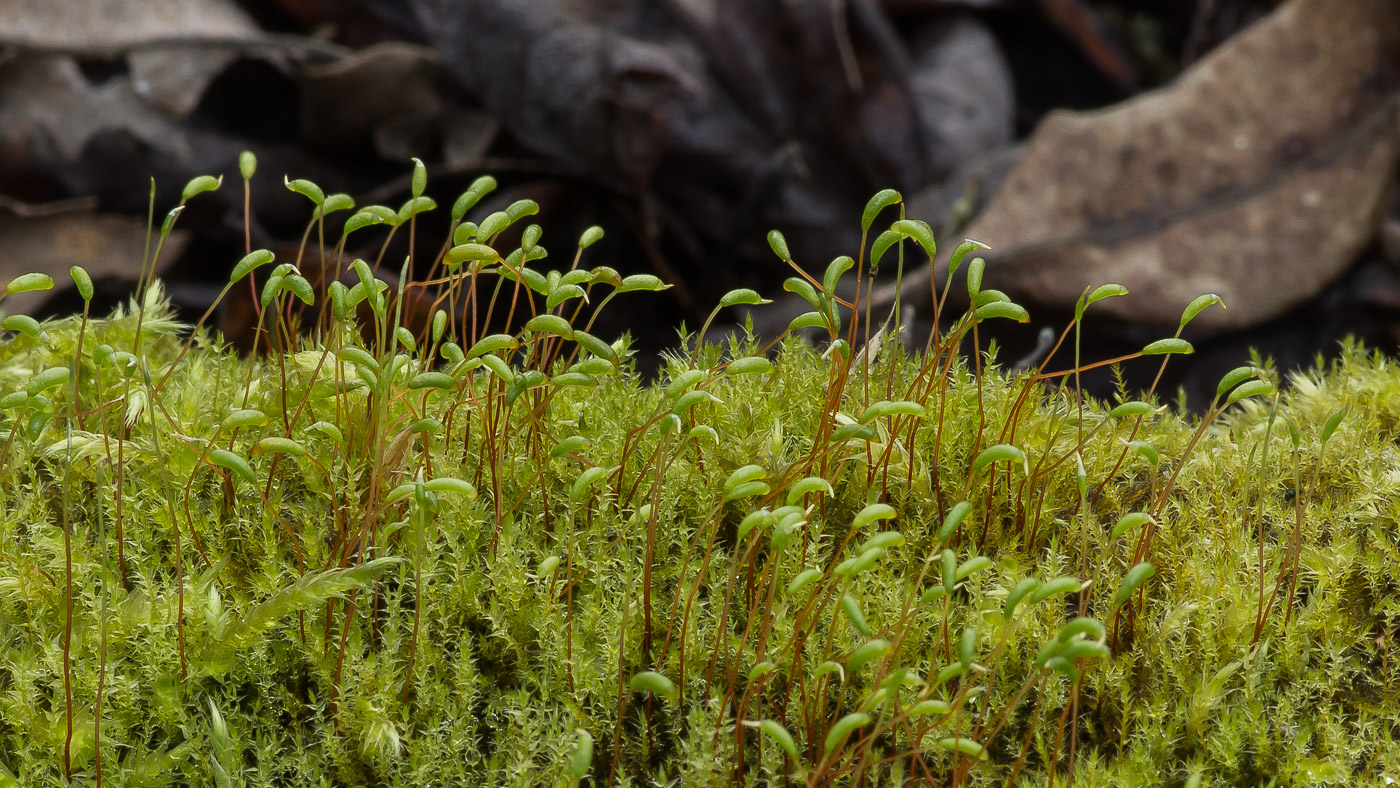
[[0, 172, 1397, 786]]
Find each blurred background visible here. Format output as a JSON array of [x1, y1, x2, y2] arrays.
[[1, 0, 1397, 408]]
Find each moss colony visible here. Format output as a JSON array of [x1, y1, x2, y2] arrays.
[[0, 173, 1397, 786]]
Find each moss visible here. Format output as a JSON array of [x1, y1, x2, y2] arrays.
[[0, 171, 1397, 786]]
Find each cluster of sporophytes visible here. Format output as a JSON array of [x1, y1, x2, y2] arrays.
[[0, 157, 1396, 787]]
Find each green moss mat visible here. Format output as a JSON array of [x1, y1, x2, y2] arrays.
[[0, 283, 1397, 787]]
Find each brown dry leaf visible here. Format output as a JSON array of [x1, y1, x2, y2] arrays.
[[907, 16, 1014, 184], [438, 108, 501, 170], [0, 0, 257, 51], [128, 48, 243, 119], [300, 42, 469, 158], [0, 53, 257, 215], [0, 197, 189, 315], [0, 57, 191, 162], [896, 0, 1400, 333], [0, 0, 264, 119], [406, 0, 1013, 312]]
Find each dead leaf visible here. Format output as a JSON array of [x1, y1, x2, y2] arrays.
[[0, 55, 232, 163], [890, 0, 1400, 333], [405, 0, 1013, 312], [0, 0, 257, 52], [0, 197, 189, 315], [0, 0, 264, 119], [300, 42, 461, 157], [129, 48, 243, 119], [439, 108, 501, 170], [0, 53, 265, 218], [906, 16, 1014, 180]]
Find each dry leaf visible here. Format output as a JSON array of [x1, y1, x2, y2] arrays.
[[893, 0, 1400, 333], [0, 0, 257, 52], [907, 16, 1014, 180], [300, 42, 458, 157], [0, 197, 189, 315], [0, 56, 196, 162], [0, 0, 263, 119]]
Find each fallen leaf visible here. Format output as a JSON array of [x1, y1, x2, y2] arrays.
[[0, 0, 263, 119], [0, 56, 190, 163], [0, 196, 189, 315], [890, 0, 1400, 333], [0, 0, 257, 52], [0, 54, 264, 214], [906, 16, 1014, 181], [438, 108, 501, 170], [300, 42, 466, 157], [405, 0, 1012, 311], [129, 48, 243, 119]]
